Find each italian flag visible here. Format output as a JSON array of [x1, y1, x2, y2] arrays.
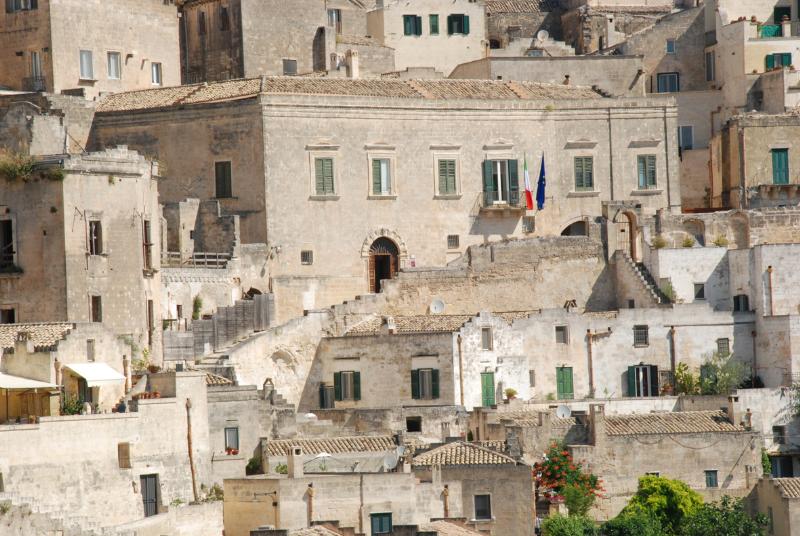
[[524, 155, 534, 210]]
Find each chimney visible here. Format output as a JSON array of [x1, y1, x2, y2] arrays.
[[589, 404, 606, 447], [384, 316, 396, 334], [727, 395, 739, 426], [782, 16, 792, 40], [287, 446, 304, 478], [346, 50, 360, 79]]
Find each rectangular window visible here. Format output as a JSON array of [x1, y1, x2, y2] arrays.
[[474, 494, 491, 520], [198, 11, 206, 34], [529, 369, 535, 387], [282, 59, 297, 76], [555, 325, 569, 344], [319, 383, 334, 409], [142, 220, 153, 270], [333, 371, 361, 401], [772, 148, 789, 185], [733, 294, 750, 312], [107, 52, 121, 80], [447, 234, 459, 249], [447, 14, 470, 35], [90, 295, 102, 323], [219, 6, 229, 31], [301, 250, 313, 265], [556, 366, 574, 400], [628, 365, 658, 397], [438, 158, 457, 195], [411, 368, 440, 400], [176, 304, 183, 319], [403, 14, 422, 36], [666, 39, 676, 54], [215, 161, 232, 198], [773, 425, 786, 445], [370, 513, 392, 534], [224, 427, 239, 450], [406, 416, 422, 432], [87, 339, 95, 362], [430, 14, 439, 35], [118, 442, 131, 469], [151, 62, 162, 86], [766, 53, 792, 70], [88, 220, 103, 255], [574, 156, 594, 190], [704, 470, 718, 488], [147, 299, 154, 334], [371, 158, 392, 195], [31, 50, 42, 79], [481, 327, 493, 351], [314, 157, 335, 195], [656, 72, 679, 93], [0, 219, 15, 269], [678, 126, 694, 151], [6, 0, 38, 12], [79, 50, 94, 80], [705, 51, 715, 82], [633, 325, 649, 346], [0, 308, 16, 324], [327, 8, 342, 34], [637, 155, 657, 189], [694, 283, 705, 301], [483, 159, 519, 205], [717, 338, 730, 356]]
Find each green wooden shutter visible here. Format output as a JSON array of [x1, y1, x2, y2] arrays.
[[564, 368, 573, 399], [333, 372, 342, 401], [438, 159, 448, 194], [627, 366, 636, 397], [649, 365, 659, 397], [430, 14, 439, 34], [315, 158, 325, 194], [323, 158, 334, 194], [637, 156, 646, 188], [463, 15, 470, 34], [646, 155, 657, 187], [415, 15, 422, 36], [372, 159, 382, 195], [574, 157, 584, 189], [584, 157, 593, 188], [483, 160, 495, 193], [508, 159, 519, 193], [353, 371, 361, 400], [767, 54, 776, 70], [431, 369, 440, 399], [773, 149, 789, 184], [403, 15, 413, 35], [481, 372, 494, 407], [411, 369, 420, 399], [782, 53, 792, 66], [447, 160, 456, 193], [319, 384, 326, 408], [447, 14, 454, 35]]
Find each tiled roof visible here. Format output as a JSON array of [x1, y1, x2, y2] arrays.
[[476, 440, 506, 452], [205, 371, 233, 386], [346, 311, 532, 336], [96, 77, 602, 112], [265, 435, 396, 457], [419, 520, 486, 535], [0, 323, 74, 351], [289, 527, 343, 536], [413, 441, 517, 467], [605, 410, 746, 436], [485, 0, 558, 14], [774, 478, 800, 499]]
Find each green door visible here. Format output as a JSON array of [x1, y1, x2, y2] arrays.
[[556, 367, 574, 400], [773, 149, 789, 184], [480, 372, 495, 407]]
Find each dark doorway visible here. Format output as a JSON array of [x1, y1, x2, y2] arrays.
[[140, 474, 159, 517], [313, 27, 326, 71], [561, 221, 587, 236], [368, 237, 399, 293]]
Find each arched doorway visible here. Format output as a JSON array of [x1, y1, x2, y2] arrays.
[[369, 237, 399, 293], [612, 211, 638, 260], [561, 221, 588, 236]]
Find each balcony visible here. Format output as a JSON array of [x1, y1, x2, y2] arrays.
[[478, 190, 526, 213], [21, 76, 46, 92]]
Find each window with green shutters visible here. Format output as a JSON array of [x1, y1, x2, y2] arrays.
[[314, 157, 335, 195], [438, 158, 457, 195], [480, 372, 495, 407], [430, 14, 439, 35], [574, 156, 594, 191], [411, 368, 440, 400], [637, 155, 657, 189], [371, 513, 392, 534], [627, 365, 658, 397], [333, 371, 360, 401], [772, 148, 789, 184], [447, 14, 470, 35], [766, 53, 792, 70], [403, 14, 422, 36], [372, 158, 391, 195], [556, 367, 574, 400], [215, 161, 232, 198]]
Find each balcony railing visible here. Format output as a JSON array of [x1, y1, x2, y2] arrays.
[[22, 76, 46, 92], [161, 251, 231, 268], [760, 24, 782, 38], [479, 190, 526, 211]]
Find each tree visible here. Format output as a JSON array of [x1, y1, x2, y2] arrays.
[[534, 441, 603, 516], [563, 483, 596, 517], [680, 496, 767, 536], [542, 514, 598, 536], [620, 476, 703, 535], [699, 352, 747, 395], [601, 510, 664, 536]]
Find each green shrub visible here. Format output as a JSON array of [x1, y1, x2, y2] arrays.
[[620, 476, 702, 535], [563, 483, 596, 517], [602, 510, 664, 536], [713, 235, 729, 247], [762, 449, 772, 476], [542, 514, 598, 536], [0, 151, 35, 182], [62, 395, 83, 415], [192, 295, 203, 320], [680, 496, 767, 536], [682, 236, 696, 248], [246, 456, 262, 475], [652, 235, 667, 249], [274, 463, 288, 474]]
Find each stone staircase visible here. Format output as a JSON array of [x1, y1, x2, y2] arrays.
[[0, 491, 107, 535], [634, 261, 672, 304], [614, 250, 672, 306]]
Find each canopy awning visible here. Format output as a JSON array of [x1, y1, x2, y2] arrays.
[[0, 372, 57, 390], [64, 363, 125, 387]]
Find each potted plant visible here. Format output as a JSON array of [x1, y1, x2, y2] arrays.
[[504, 388, 518, 402]]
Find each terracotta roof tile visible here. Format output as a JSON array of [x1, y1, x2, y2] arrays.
[[289, 527, 343, 536], [265, 435, 396, 457], [0, 323, 74, 351], [774, 478, 800, 499], [413, 441, 517, 467], [485, 0, 559, 14], [418, 520, 486, 535], [96, 77, 602, 113], [205, 371, 234, 386], [605, 410, 746, 436]]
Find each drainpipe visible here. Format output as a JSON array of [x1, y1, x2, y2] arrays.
[[122, 355, 131, 393], [767, 266, 774, 316], [751, 330, 758, 382], [54, 358, 62, 411], [185, 398, 199, 503], [443, 484, 450, 518], [607, 109, 615, 201], [738, 126, 747, 209], [586, 330, 595, 398], [668, 327, 677, 379], [457, 334, 465, 407], [307, 484, 314, 526], [663, 106, 673, 210], [358, 474, 364, 534]]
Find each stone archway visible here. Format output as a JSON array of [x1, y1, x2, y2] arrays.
[[612, 211, 639, 260], [367, 237, 399, 293]]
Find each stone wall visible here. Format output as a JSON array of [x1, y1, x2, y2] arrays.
[[487, 10, 563, 50], [181, 0, 245, 82]]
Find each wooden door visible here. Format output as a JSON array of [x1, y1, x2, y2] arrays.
[[480, 372, 495, 407]]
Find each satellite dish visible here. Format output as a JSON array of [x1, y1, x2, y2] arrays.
[[429, 298, 445, 314], [537, 29, 550, 42], [383, 451, 399, 471], [556, 405, 572, 419]]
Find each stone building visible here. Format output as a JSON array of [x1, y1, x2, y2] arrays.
[[485, 0, 563, 55], [751, 477, 800, 535], [90, 77, 680, 322], [366, 0, 488, 76], [0, 146, 163, 362], [0, 0, 180, 98]]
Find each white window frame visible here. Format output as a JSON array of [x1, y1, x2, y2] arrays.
[[151, 62, 162, 86], [30, 50, 42, 78], [366, 149, 397, 198], [481, 327, 493, 351], [79, 49, 94, 80], [307, 146, 340, 199], [433, 151, 461, 198], [107, 51, 121, 80]]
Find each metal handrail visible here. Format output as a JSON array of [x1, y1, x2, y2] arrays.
[[161, 251, 231, 268]]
